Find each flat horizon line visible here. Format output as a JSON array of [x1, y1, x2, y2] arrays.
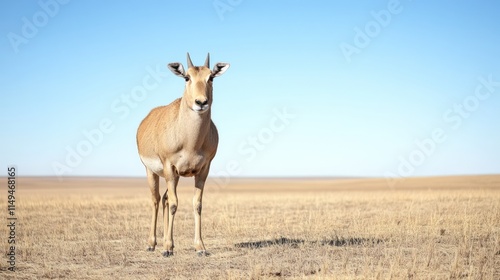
[[3, 174, 499, 180]]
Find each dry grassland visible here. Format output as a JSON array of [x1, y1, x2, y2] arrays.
[[1, 175, 499, 279]]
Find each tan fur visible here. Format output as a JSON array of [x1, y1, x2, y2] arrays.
[[136, 54, 229, 256]]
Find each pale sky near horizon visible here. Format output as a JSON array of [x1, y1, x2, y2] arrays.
[[1, 1, 499, 179]]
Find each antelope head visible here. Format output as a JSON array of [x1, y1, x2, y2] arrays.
[[168, 53, 230, 114]]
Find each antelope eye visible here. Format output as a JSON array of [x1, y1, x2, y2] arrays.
[[184, 75, 190, 82]]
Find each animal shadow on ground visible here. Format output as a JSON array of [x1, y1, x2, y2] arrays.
[[234, 236, 384, 249], [235, 237, 305, 249], [317, 236, 384, 246]]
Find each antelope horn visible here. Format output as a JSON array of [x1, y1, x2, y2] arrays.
[[204, 53, 210, 68], [187, 52, 194, 68]]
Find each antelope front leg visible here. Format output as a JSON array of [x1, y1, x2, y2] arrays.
[[146, 169, 160, 251], [162, 172, 179, 257], [160, 189, 168, 253], [193, 166, 209, 256]]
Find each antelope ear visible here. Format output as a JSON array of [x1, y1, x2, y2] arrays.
[[168, 63, 186, 77], [211, 63, 230, 78]]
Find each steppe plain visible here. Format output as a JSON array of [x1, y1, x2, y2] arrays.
[[1, 175, 499, 279]]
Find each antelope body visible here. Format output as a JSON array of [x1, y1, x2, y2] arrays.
[[136, 53, 229, 257]]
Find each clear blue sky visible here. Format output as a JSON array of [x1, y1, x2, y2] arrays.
[[1, 0, 499, 179]]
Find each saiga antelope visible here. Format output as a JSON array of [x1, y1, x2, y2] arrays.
[[136, 53, 229, 257]]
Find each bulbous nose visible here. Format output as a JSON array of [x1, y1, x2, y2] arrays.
[[195, 99, 208, 106]]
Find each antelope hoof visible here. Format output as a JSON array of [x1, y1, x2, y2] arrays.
[[146, 247, 155, 252], [197, 250, 209, 257], [162, 250, 174, 257]]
